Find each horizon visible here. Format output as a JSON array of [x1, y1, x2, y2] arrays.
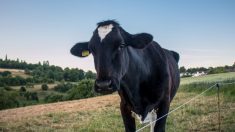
[[1, 0, 235, 72], [0, 55, 234, 71]]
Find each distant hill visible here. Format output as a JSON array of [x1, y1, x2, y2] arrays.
[[0, 57, 96, 86], [0, 68, 30, 78], [0, 57, 97, 111]]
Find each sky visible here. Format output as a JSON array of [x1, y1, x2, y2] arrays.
[[0, 0, 235, 72]]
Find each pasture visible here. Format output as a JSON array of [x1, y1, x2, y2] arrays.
[[0, 72, 235, 132], [0, 68, 30, 78]]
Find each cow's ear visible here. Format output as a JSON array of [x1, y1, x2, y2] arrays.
[[70, 42, 90, 57], [130, 33, 153, 49]]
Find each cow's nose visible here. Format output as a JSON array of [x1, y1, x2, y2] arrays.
[[96, 80, 112, 88]]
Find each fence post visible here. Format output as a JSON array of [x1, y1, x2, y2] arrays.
[[216, 83, 221, 132]]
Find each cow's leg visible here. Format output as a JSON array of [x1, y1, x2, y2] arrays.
[[154, 100, 170, 132], [120, 101, 136, 132]]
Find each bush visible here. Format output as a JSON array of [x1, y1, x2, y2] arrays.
[[65, 79, 96, 100], [53, 82, 73, 93], [0, 71, 12, 77], [41, 84, 48, 91], [44, 93, 64, 103], [4, 85, 13, 91], [0, 89, 19, 110], [208, 67, 226, 74], [30, 92, 39, 101], [23, 91, 39, 101], [23, 92, 31, 100], [20, 86, 26, 92]]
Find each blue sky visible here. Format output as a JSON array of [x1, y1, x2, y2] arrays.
[[0, 0, 235, 71]]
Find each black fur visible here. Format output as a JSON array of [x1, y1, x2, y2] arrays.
[[71, 20, 180, 132], [97, 20, 120, 27]]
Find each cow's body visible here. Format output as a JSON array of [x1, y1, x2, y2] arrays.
[[71, 20, 180, 132], [118, 41, 180, 132]]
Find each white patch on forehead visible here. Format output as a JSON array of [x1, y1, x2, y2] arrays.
[[97, 24, 114, 42]]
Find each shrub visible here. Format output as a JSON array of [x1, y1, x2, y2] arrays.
[[0, 71, 12, 77], [0, 89, 19, 110], [23, 92, 31, 100], [20, 86, 26, 92], [30, 92, 39, 101], [23, 91, 39, 101], [4, 85, 13, 91], [44, 93, 64, 103], [65, 79, 96, 100], [53, 82, 73, 93], [41, 84, 49, 91]]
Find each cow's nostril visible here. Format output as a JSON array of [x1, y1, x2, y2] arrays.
[[96, 80, 112, 88]]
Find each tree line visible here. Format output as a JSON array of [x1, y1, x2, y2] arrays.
[[0, 57, 96, 86], [179, 63, 235, 77]]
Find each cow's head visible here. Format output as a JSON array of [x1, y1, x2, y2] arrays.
[[71, 20, 153, 94]]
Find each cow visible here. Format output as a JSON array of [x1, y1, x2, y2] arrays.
[[70, 20, 180, 132]]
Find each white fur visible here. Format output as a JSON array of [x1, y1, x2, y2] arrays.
[[97, 24, 114, 42], [132, 110, 157, 132]]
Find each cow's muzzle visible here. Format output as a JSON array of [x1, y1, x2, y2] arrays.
[[95, 79, 116, 94]]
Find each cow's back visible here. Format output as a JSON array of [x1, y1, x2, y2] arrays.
[[163, 49, 180, 100], [144, 42, 180, 101], [138, 41, 180, 101]]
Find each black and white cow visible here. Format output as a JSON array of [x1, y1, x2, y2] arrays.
[[71, 20, 180, 132]]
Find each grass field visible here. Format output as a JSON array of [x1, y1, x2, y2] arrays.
[[180, 72, 235, 85], [0, 72, 235, 132], [0, 68, 31, 78]]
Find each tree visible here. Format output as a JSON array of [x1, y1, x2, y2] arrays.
[[41, 84, 48, 91], [53, 82, 73, 93], [85, 70, 96, 79], [1, 71, 12, 77], [5, 54, 8, 61], [65, 79, 96, 100], [63, 68, 85, 82], [179, 66, 186, 73]]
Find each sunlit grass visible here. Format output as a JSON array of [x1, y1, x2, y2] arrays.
[[181, 72, 235, 85]]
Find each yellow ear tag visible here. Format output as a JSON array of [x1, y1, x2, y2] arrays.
[[82, 50, 90, 57]]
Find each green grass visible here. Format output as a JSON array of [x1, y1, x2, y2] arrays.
[[180, 72, 235, 85], [6, 83, 62, 106], [180, 72, 235, 101], [1, 72, 235, 131]]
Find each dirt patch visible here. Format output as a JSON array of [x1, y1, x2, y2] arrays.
[[0, 68, 25, 73], [0, 94, 120, 122], [0, 68, 30, 78]]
